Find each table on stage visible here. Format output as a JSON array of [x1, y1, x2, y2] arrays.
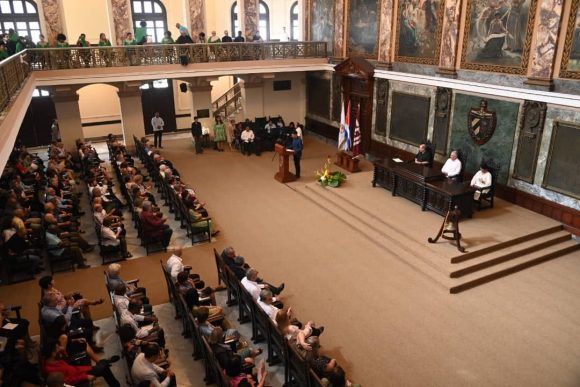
[[372, 159, 475, 218]]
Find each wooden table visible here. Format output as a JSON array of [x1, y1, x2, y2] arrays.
[[372, 160, 474, 218]]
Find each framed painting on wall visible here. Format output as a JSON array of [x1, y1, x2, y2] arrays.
[[460, 0, 538, 74], [560, 0, 580, 79], [347, 0, 380, 58], [310, 0, 335, 56], [394, 0, 445, 65]]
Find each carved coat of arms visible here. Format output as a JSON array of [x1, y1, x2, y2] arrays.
[[468, 99, 496, 145]]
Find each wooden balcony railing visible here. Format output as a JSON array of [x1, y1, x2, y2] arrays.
[[0, 54, 31, 115], [23, 41, 328, 71]]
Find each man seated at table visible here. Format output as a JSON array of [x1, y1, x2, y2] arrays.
[[470, 163, 492, 200], [441, 150, 462, 179], [414, 143, 432, 166]]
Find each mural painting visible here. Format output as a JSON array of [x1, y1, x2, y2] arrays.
[[347, 0, 380, 57], [311, 0, 335, 55]]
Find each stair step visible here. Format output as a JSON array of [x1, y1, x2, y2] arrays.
[[449, 239, 580, 294], [449, 231, 572, 278], [450, 225, 564, 263]]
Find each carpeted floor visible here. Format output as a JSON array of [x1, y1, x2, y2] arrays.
[[2, 134, 580, 386]]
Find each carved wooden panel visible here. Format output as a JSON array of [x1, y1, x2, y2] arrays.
[[513, 101, 547, 183], [390, 92, 430, 146], [331, 73, 342, 123], [374, 78, 389, 136], [542, 121, 580, 199], [432, 87, 451, 155]]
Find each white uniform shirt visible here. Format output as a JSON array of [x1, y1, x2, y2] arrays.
[[241, 130, 255, 143], [471, 170, 492, 191], [131, 353, 171, 387], [151, 116, 165, 132], [166, 254, 184, 281], [258, 300, 279, 323], [441, 158, 462, 177], [100, 226, 120, 246], [241, 277, 261, 300]]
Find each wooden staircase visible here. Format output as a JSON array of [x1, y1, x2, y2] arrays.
[[293, 182, 580, 294], [212, 82, 243, 119]]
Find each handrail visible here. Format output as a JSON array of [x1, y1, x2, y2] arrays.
[[22, 41, 328, 71], [0, 53, 31, 114], [212, 82, 242, 111]]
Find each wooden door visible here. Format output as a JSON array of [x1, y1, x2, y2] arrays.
[[141, 80, 177, 134], [17, 92, 56, 147]]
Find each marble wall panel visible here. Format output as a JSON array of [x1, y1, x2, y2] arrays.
[[188, 0, 205, 38], [40, 0, 64, 44], [334, 0, 345, 56], [449, 94, 520, 184], [244, 0, 260, 40], [378, 0, 394, 62], [529, 0, 564, 79], [110, 0, 131, 45], [439, 0, 461, 70]]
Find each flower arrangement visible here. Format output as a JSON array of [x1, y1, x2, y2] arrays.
[[316, 157, 347, 187]]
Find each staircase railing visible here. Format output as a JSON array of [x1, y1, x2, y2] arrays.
[[212, 82, 243, 118], [0, 54, 31, 116]]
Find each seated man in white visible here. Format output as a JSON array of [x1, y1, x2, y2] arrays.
[[470, 163, 493, 200], [131, 343, 175, 386], [240, 126, 255, 155], [441, 150, 462, 178], [241, 268, 284, 307], [166, 246, 186, 281]]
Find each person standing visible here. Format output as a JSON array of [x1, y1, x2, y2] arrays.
[[191, 116, 203, 154], [213, 116, 226, 152], [151, 112, 165, 148], [222, 30, 233, 42], [291, 132, 303, 178], [233, 31, 245, 42], [51, 118, 61, 142]]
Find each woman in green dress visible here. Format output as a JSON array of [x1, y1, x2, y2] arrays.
[[186, 200, 218, 238], [213, 116, 226, 152], [123, 32, 138, 66], [56, 33, 69, 47], [55, 33, 70, 69], [37, 34, 50, 48], [123, 32, 137, 45], [76, 33, 91, 67], [98, 33, 112, 66], [161, 31, 174, 44], [98, 33, 112, 46], [0, 42, 8, 61]]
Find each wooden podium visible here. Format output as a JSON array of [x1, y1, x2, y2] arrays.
[[274, 143, 296, 183]]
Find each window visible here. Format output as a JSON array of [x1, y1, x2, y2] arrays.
[[230, 1, 270, 41], [231, 2, 239, 37], [31, 88, 50, 97], [131, 0, 167, 43], [290, 1, 300, 41], [140, 79, 168, 90], [0, 0, 41, 43]]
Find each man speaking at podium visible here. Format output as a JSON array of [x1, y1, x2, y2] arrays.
[[289, 132, 303, 178]]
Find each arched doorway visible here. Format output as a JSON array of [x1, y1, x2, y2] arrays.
[[77, 84, 121, 140]]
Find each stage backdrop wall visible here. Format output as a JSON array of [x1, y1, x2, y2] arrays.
[[449, 94, 519, 185]]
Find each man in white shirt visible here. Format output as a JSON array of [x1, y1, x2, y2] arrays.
[[132, 344, 175, 386], [441, 150, 462, 179], [257, 289, 280, 322], [264, 119, 276, 134], [166, 246, 186, 281], [121, 301, 164, 346], [470, 163, 493, 200], [241, 126, 255, 155], [241, 268, 263, 300], [151, 112, 165, 148]]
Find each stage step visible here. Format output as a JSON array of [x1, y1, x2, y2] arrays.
[[449, 239, 580, 294], [294, 184, 450, 289], [449, 231, 573, 278], [450, 225, 564, 264]]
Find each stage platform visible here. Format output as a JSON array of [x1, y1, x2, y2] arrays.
[[290, 170, 579, 293]]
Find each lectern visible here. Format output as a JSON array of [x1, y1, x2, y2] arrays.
[[274, 143, 296, 183]]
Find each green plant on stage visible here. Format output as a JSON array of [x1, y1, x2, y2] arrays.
[[316, 157, 347, 187]]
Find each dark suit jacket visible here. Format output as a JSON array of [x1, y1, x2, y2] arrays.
[[191, 121, 202, 137]]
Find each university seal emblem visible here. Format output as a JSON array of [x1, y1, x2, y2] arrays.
[[468, 99, 496, 145]]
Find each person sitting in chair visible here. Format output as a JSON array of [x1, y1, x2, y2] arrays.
[[470, 163, 492, 200], [241, 126, 255, 156], [441, 150, 462, 179], [414, 143, 432, 166]]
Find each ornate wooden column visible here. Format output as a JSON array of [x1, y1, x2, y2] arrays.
[[334, 0, 346, 57], [437, 0, 462, 76], [39, 0, 64, 44], [110, 0, 132, 45], [525, 0, 565, 89], [378, 0, 395, 67], [242, 0, 260, 41], [187, 0, 206, 37]]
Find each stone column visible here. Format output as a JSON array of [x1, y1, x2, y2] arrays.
[[242, 0, 260, 41], [51, 86, 83, 153], [437, 0, 462, 76], [110, 0, 132, 45], [240, 76, 264, 119], [117, 82, 145, 151], [334, 0, 346, 57], [187, 0, 206, 37], [188, 78, 214, 131], [378, 0, 395, 66], [525, 0, 564, 89], [39, 0, 65, 44]]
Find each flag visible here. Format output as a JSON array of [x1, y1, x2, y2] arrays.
[[352, 103, 362, 157], [338, 100, 351, 151]]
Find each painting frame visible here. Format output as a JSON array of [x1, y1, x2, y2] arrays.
[[308, 0, 335, 56], [460, 0, 538, 75], [559, 0, 580, 79], [542, 121, 580, 200], [346, 0, 381, 59], [394, 0, 445, 65]]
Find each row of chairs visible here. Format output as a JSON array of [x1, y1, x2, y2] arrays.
[[133, 136, 212, 245], [213, 249, 330, 387]]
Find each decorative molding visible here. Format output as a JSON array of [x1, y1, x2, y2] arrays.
[[111, 0, 132, 46], [432, 87, 452, 155], [513, 100, 547, 183], [334, 0, 345, 56], [460, 0, 539, 75], [378, 0, 394, 63], [394, 0, 445, 65], [187, 0, 205, 38], [528, 0, 564, 80], [243, 0, 260, 40], [40, 0, 64, 45], [559, 0, 580, 79], [438, 0, 462, 70]]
